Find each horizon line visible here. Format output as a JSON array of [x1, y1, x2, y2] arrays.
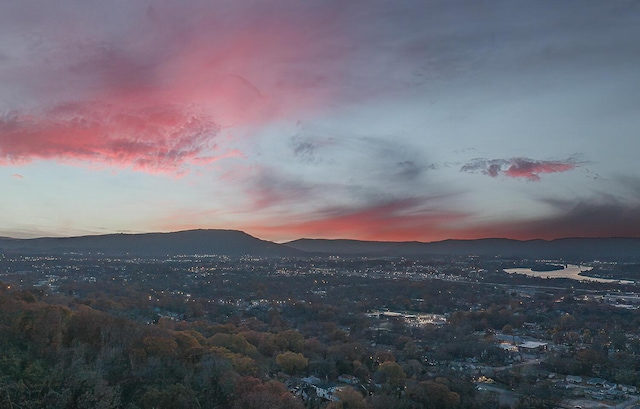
[[2, 228, 639, 244]]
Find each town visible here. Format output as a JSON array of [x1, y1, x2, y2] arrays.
[[1, 251, 640, 408]]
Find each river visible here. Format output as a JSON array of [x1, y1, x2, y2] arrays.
[[503, 264, 631, 284]]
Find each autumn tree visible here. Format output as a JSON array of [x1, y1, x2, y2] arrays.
[[326, 387, 367, 409], [138, 384, 200, 409], [408, 380, 461, 409], [377, 361, 406, 390], [232, 377, 303, 409], [275, 330, 305, 353], [276, 351, 308, 375]]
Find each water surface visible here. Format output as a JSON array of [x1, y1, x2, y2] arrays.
[[503, 264, 629, 284]]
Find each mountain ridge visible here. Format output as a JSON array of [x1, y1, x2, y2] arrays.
[[1, 229, 640, 260], [0, 229, 301, 257]]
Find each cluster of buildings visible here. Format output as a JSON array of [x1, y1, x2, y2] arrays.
[[286, 375, 364, 403], [366, 309, 447, 327], [561, 375, 638, 403], [493, 333, 549, 355]]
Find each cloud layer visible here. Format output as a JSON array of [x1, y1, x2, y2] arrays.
[[0, 1, 349, 173], [1, 1, 639, 240]]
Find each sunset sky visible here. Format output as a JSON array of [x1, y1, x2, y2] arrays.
[[1, 0, 639, 242]]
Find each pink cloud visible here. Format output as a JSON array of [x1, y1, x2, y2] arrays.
[[0, 103, 221, 174], [461, 157, 580, 181], [157, 8, 350, 132], [504, 158, 577, 181], [0, 3, 346, 173], [246, 199, 469, 242], [11, 173, 24, 179]]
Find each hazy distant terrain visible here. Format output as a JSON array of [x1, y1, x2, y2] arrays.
[[285, 237, 640, 261]]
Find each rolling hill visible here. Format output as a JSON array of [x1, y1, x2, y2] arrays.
[[284, 237, 640, 260], [0, 229, 302, 258]]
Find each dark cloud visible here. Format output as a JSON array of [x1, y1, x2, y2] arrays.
[[519, 198, 640, 238], [467, 194, 640, 240], [396, 161, 421, 180], [292, 140, 316, 159], [289, 134, 333, 163], [487, 163, 501, 178], [461, 157, 581, 181], [461, 158, 508, 177]]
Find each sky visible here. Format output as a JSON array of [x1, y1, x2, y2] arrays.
[[1, 0, 640, 242]]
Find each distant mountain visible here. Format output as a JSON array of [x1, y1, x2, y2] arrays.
[[2, 230, 639, 260], [0, 229, 302, 258], [284, 237, 640, 260]]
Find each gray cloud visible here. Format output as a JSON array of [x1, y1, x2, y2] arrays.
[[292, 131, 437, 184], [615, 174, 640, 197], [396, 160, 421, 180], [249, 170, 317, 209], [461, 158, 509, 177], [291, 139, 317, 160], [523, 197, 640, 238], [289, 134, 334, 164], [253, 130, 448, 215]]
